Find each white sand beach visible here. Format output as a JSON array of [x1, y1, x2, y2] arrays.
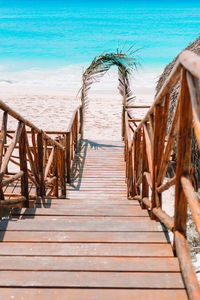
[[0, 67, 157, 139]]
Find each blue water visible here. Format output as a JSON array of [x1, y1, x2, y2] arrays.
[[0, 0, 200, 72]]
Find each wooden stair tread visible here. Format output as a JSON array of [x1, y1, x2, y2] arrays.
[[0, 217, 165, 231], [0, 288, 188, 300], [12, 207, 149, 217], [0, 231, 168, 243], [0, 242, 174, 256], [0, 271, 185, 288], [0, 256, 179, 271]]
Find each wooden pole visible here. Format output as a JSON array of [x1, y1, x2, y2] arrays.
[[66, 132, 71, 183], [61, 149, 66, 198], [142, 128, 149, 209], [174, 68, 193, 244], [74, 112, 78, 153], [0, 112, 7, 216], [151, 104, 163, 219], [37, 132, 45, 197], [79, 106, 83, 136], [19, 124, 29, 207], [53, 147, 58, 198], [175, 231, 200, 299]]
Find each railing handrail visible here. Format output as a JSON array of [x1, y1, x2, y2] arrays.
[[66, 105, 82, 133], [132, 50, 200, 138], [0, 99, 65, 151]]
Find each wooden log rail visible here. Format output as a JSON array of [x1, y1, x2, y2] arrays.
[[65, 105, 83, 183], [122, 105, 150, 136], [123, 50, 200, 300], [0, 100, 83, 214]]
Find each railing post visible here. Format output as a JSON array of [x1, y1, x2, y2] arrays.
[[133, 132, 138, 196], [129, 146, 135, 198], [122, 105, 125, 140], [53, 147, 58, 197], [127, 148, 131, 197], [66, 132, 71, 183], [174, 68, 193, 246], [37, 131, 45, 197], [74, 112, 78, 153], [79, 106, 83, 137], [61, 149, 66, 198], [19, 124, 29, 207], [141, 127, 149, 209], [0, 112, 8, 215], [132, 136, 137, 197], [58, 137, 66, 199], [151, 104, 163, 219]]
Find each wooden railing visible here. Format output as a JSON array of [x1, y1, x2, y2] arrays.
[[0, 100, 83, 215], [123, 50, 200, 299], [65, 105, 83, 183]]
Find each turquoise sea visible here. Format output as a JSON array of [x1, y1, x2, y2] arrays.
[[0, 0, 200, 86]]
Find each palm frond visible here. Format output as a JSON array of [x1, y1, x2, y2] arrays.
[[79, 46, 140, 129]]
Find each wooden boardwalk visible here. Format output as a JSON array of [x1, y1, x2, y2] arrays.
[[0, 140, 187, 299]]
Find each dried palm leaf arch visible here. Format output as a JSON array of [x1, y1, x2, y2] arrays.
[[79, 47, 139, 135]]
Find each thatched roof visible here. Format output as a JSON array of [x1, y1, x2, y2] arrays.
[[156, 35, 200, 93], [156, 36, 200, 189]]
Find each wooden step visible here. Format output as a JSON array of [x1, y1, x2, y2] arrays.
[[0, 256, 179, 271], [0, 271, 184, 288], [0, 288, 188, 300], [12, 207, 149, 217], [0, 231, 168, 243], [0, 217, 164, 231]]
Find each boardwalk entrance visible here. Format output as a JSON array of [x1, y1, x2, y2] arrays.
[[0, 50, 200, 299], [0, 140, 187, 299]]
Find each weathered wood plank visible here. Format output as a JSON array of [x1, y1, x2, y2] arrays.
[[0, 271, 184, 288], [36, 201, 138, 206], [0, 217, 165, 231], [0, 231, 167, 243], [0, 256, 179, 271], [174, 68, 193, 236], [0, 288, 188, 300], [0, 242, 173, 256], [12, 207, 149, 217]]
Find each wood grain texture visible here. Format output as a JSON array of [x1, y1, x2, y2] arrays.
[[0, 256, 179, 271], [0, 231, 167, 243], [0, 289, 188, 300], [0, 271, 185, 288]]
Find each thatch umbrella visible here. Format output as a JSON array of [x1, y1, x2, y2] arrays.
[[156, 36, 200, 189]]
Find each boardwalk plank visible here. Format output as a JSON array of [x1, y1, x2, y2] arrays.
[[0, 217, 164, 231], [12, 207, 149, 217], [0, 231, 168, 243], [0, 271, 184, 288], [0, 242, 173, 256], [0, 256, 180, 271], [0, 288, 188, 300]]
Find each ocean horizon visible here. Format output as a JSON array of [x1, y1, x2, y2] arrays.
[[0, 0, 200, 89]]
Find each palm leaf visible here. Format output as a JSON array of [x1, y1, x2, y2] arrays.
[[79, 47, 140, 132]]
